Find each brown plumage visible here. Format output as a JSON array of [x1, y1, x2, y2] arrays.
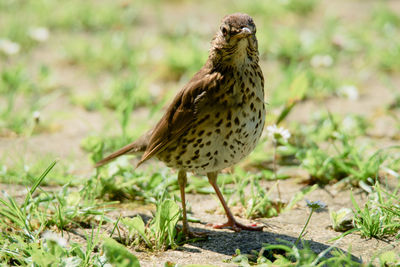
[[96, 13, 265, 235]]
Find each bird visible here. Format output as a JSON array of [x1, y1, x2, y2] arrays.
[[95, 13, 266, 236]]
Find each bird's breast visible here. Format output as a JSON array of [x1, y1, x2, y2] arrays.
[[158, 63, 265, 175]]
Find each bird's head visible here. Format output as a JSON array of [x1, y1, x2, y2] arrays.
[[210, 13, 259, 65]]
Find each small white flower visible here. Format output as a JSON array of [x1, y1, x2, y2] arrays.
[[342, 116, 357, 132], [306, 199, 327, 210], [1, 190, 9, 199], [266, 124, 291, 143], [300, 30, 316, 48], [0, 39, 20, 55], [42, 230, 68, 247], [24, 165, 30, 172], [28, 27, 50, 42], [310, 54, 333, 68], [338, 85, 359, 100], [33, 110, 40, 123]]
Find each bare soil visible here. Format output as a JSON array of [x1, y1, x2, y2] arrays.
[[1, 0, 400, 266], [2, 176, 397, 266]]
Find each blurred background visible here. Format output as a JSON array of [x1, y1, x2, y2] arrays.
[[1, 0, 400, 265], [0, 0, 400, 186]]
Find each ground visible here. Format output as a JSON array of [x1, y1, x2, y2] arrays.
[[1, 0, 400, 266]]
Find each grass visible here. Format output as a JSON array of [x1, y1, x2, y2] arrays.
[[0, 161, 183, 265], [120, 198, 182, 250], [1, 0, 400, 266], [351, 182, 400, 239], [231, 242, 362, 266], [0, 156, 75, 185], [0, 65, 53, 136], [228, 200, 362, 266]]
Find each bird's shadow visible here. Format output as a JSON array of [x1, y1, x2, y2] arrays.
[[127, 213, 361, 263]]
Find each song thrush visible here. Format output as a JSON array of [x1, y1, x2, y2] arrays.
[[96, 13, 266, 235]]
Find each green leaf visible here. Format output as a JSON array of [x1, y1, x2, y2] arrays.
[[330, 208, 354, 232], [276, 72, 308, 125], [70, 242, 86, 259], [276, 102, 296, 125], [152, 199, 180, 248], [24, 160, 57, 208], [162, 200, 180, 229], [31, 248, 58, 266], [379, 250, 399, 266], [103, 237, 140, 267], [350, 191, 360, 212], [122, 216, 152, 248], [289, 72, 308, 102]]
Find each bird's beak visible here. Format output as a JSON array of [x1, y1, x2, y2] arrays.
[[236, 27, 252, 38]]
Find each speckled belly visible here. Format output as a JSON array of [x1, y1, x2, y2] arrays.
[[158, 90, 265, 175]]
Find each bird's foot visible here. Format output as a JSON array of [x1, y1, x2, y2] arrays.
[[207, 220, 264, 232]]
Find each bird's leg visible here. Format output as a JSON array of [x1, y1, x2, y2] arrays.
[[177, 170, 207, 238], [178, 170, 190, 236], [207, 172, 264, 232]]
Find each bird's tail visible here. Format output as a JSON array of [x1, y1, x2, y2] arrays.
[[94, 134, 149, 168]]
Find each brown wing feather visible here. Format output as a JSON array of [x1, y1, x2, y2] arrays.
[[94, 130, 151, 168], [95, 64, 222, 168], [137, 68, 222, 166]]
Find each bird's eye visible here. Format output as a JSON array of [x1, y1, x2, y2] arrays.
[[221, 26, 228, 36]]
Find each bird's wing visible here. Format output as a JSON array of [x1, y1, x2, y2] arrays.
[[137, 69, 223, 166]]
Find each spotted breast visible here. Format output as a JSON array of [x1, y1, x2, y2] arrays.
[[157, 61, 265, 175]]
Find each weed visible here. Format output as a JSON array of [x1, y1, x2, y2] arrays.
[[161, 34, 207, 81], [284, 0, 319, 15], [231, 240, 361, 266], [63, 32, 140, 74], [120, 198, 181, 251], [93, 159, 176, 203], [241, 177, 283, 219], [230, 199, 361, 266], [293, 113, 395, 185], [295, 200, 326, 245], [371, 4, 400, 31], [0, 162, 118, 265], [217, 168, 317, 219], [351, 183, 400, 239], [2, 0, 400, 265], [103, 237, 140, 267]]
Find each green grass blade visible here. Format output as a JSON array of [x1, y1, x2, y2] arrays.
[[29, 160, 57, 195], [23, 160, 57, 209]]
